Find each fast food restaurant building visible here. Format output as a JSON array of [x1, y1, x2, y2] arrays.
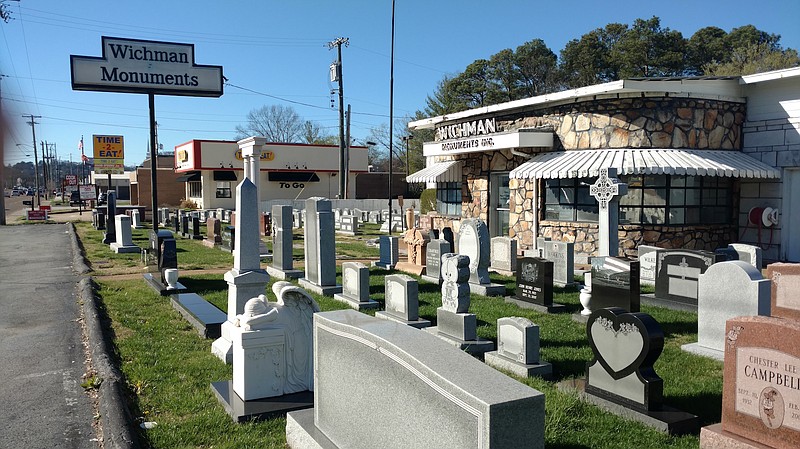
[[407, 68, 800, 264], [173, 139, 368, 210]]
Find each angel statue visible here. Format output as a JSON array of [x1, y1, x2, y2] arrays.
[[234, 281, 321, 395]]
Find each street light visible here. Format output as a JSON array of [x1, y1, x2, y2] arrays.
[[401, 135, 413, 174]]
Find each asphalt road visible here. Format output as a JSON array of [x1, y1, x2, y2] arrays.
[[0, 224, 97, 448]]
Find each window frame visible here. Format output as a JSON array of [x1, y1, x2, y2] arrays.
[[187, 181, 202, 199], [436, 182, 462, 217]]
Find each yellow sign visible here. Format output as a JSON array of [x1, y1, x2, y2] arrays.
[[235, 150, 274, 161], [93, 135, 124, 174], [177, 149, 189, 162]]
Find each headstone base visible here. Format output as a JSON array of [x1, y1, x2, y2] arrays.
[[679, 342, 724, 361], [371, 261, 396, 270], [374, 311, 431, 329], [554, 281, 579, 289], [286, 408, 337, 449], [143, 273, 188, 296], [484, 351, 552, 379], [170, 293, 226, 339], [419, 274, 442, 285], [202, 239, 219, 248], [504, 297, 567, 314], [332, 293, 380, 311], [211, 321, 235, 364], [110, 243, 141, 254], [467, 282, 506, 297], [557, 378, 699, 436], [211, 381, 313, 423], [699, 423, 770, 449], [572, 313, 590, 325], [394, 262, 425, 276], [266, 265, 304, 280], [298, 278, 342, 297], [640, 293, 698, 313], [424, 327, 494, 358], [488, 267, 515, 277]]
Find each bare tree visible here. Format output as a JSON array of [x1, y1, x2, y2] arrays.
[[235, 105, 305, 142]]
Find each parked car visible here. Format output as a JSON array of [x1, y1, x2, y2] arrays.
[[69, 191, 85, 207]]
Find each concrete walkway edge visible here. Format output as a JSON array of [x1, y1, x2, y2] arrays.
[[70, 224, 140, 449]]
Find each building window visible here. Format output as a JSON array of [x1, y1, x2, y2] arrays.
[[543, 174, 732, 225], [215, 181, 232, 198], [620, 175, 732, 225], [544, 178, 598, 222], [188, 181, 202, 198], [436, 182, 462, 216]]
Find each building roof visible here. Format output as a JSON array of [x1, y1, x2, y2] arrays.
[[405, 160, 461, 183], [508, 148, 780, 180]]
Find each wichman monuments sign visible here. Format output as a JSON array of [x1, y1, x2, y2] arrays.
[[71, 36, 223, 97]]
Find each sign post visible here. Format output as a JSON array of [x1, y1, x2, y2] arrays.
[[71, 36, 223, 261]]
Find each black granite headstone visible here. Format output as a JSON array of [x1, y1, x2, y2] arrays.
[[423, 239, 450, 283], [441, 227, 455, 253], [220, 225, 235, 253], [173, 215, 180, 233], [159, 238, 178, 284], [591, 257, 640, 312], [181, 215, 190, 237], [191, 217, 202, 239], [654, 249, 720, 304], [514, 257, 554, 307]]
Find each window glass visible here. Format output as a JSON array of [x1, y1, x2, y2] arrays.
[[643, 188, 666, 206], [215, 181, 231, 199], [644, 174, 667, 187], [620, 207, 641, 224], [685, 189, 701, 206], [620, 189, 641, 206], [669, 189, 685, 206], [642, 207, 665, 224], [188, 181, 202, 198], [670, 175, 686, 187], [436, 182, 462, 217], [669, 208, 685, 225]]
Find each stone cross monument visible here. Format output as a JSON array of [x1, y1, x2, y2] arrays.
[[590, 167, 627, 257]]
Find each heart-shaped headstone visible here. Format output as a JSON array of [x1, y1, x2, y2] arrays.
[[586, 307, 663, 380]]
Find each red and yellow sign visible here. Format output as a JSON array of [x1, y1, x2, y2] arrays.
[[93, 135, 125, 174]]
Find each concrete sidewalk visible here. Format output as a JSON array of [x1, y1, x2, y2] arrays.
[[0, 224, 98, 448]]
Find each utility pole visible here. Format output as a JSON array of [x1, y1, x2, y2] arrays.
[[41, 141, 48, 200], [388, 0, 396, 235], [24, 114, 42, 209], [327, 36, 349, 199], [344, 104, 351, 198], [0, 74, 6, 224]]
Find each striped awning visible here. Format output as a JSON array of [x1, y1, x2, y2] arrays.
[[509, 149, 780, 180], [405, 160, 462, 183]]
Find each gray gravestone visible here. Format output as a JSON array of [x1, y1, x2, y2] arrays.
[[372, 235, 399, 270], [376, 274, 431, 329], [591, 256, 640, 312], [637, 245, 659, 286], [333, 262, 377, 310], [457, 219, 505, 296], [681, 261, 771, 360], [489, 236, 517, 275], [654, 249, 720, 305], [110, 214, 140, 254], [266, 205, 303, 280], [485, 317, 552, 378], [726, 243, 763, 270], [337, 215, 359, 236], [299, 197, 342, 296], [589, 167, 627, 257], [421, 239, 450, 284], [542, 240, 576, 287], [131, 209, 143, 229], [286, 310, 545, 449], [426, 253, 494, 357]]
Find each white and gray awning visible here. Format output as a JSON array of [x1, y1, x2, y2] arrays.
[[509, 148, 781, 180], [405, 160, 462, 183]]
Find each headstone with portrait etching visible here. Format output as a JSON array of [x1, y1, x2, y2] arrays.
[[505, 257, 566, 313]]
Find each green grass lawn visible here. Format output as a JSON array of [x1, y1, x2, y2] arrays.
[[86, 222, 721, 448]]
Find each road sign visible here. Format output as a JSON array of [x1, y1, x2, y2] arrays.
[[93, 135, 124, 174], [65, 174, 78, 186], [79, 185, 97, 200], [26, 210, 48, 220]]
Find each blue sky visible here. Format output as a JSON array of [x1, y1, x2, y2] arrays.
[[2, 0, 799, 167]]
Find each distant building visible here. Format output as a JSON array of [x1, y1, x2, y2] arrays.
[[408, 67, 800, 263], [173, 140, 369, 209], [130, 155, 185, 212], [89, 170, 132, 200]]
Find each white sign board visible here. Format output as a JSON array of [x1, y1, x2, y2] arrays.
[[423, 130, 553, 157], [70, 36, 223, 97], [79, 185, 97, 200]]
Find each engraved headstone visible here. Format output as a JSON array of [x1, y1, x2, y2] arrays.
[[485, 317, 552, 378], [542, 240, 576, 287], [421, 239, 450, 284], [333, 262, 377, 310], [654, 249, 720, 305], [682, 261, 770, 360], [266, 205, 303, 279], [372, 235, 399, 270], [506, 257, 566, 313], [591, 256, 640, 312], [768, 263, 800, 321], [220, 225, 235, 253], [110, 214, 140, 254], [376, 274, 431, 329], [638, 245, 659, 286], [425, 253, 494, 357], [337, 215, 359, 236], [298, 197, 342, 296], [589, 167, 627, 257]]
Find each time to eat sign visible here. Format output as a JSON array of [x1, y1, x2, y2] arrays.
[[94, 135, 125, 174]]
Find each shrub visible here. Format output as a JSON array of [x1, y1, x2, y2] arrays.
[[179, 199, 198, 210], [420, 189, 436, 214]]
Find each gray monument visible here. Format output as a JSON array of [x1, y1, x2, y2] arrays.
[[589, 167, 627, 257], [372, 235, 399, 270], [266, 205, 303, 280], [333, 262, 378, 310], [421, 239, 450, 284], [110, 214, 140, 254], [375, 274, 431, 329], [299, 197, 342, 296], [457, 219, 505, 296], [489, 236, 518, 276], [484, 317, 552, 378]]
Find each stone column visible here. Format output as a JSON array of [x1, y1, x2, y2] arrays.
[[238, 136, 266, 194]]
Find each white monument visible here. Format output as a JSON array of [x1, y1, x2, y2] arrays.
[[589, 167, 627, 257]]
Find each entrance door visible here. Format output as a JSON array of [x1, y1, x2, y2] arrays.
[[490, 172, 510, 237], [783, 169, 800, 261]]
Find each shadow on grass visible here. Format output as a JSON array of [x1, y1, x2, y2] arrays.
[[179, 277, 227, 295], [666, 391, 722, 425]]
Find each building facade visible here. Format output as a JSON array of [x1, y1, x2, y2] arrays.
[[173, 139, 369, 210], [408, 68, 800, 264]]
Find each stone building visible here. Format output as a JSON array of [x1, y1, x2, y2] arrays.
[[407, 68, 800, 264]]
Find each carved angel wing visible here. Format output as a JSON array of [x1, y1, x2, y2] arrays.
[[274, 282, 321, 313]]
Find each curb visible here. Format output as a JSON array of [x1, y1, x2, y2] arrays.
[[70, 224, 139, 449]]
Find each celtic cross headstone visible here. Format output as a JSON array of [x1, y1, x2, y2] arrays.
[[590, 167, 627, 257]]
